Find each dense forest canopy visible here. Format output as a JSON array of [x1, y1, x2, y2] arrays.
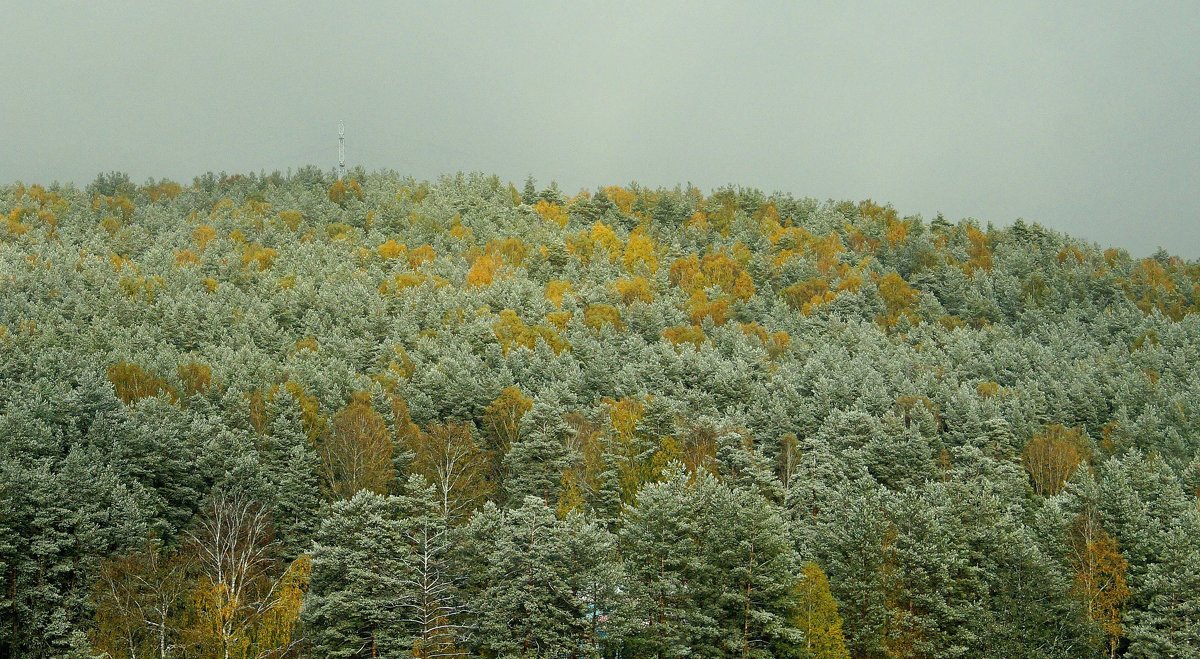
[[1, 168, 1198, 658]]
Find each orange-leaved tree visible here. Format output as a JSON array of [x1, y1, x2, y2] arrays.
[[1068, 513, 1129, 658], [1022, 424, 1089, 496]]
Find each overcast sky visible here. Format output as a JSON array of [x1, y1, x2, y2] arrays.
[[3, 2, 1197, 257]]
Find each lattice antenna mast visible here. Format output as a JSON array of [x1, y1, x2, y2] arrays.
[[337, 121, 346, 180]]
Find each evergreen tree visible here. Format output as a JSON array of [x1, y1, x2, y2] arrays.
[[522, 175, 537, 205], [559, 512, 626, 657], [503, 388, 572, 505], [619, 467, 720, 657], [305, 491, 409, 658], [466, 496, 599, 657], [814, 486, 891, 658], [264, 390, 323, 557], [1124, 521, 1200, 657], [716, 431, 785, 503], [706, 485, 803, 657]]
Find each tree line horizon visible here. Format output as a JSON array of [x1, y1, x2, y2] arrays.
[[1, 166, 1198, 657]]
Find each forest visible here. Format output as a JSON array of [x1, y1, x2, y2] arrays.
[[0, 167, 1198, 658]]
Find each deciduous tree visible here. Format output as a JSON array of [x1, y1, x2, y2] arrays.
[[321, 392, 395, 498], [1022, 425, 1088, 496], [792, 562, 849, 659]]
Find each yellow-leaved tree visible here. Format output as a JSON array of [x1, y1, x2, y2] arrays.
[[482, 386, 533, 488], [406, 422, 493, 523], [782, 278, 834, 315], [965, 225, 993, 273], [876, 271, 920, 329], [185, 491, 296, 659], [584, 303, 624, 332], [544, 279, 572, 308], [622, 229, 658, 275], [252, 554, 311, 657], [466, 252, 503, 287], [90, 539, 191, 659], [614, 276, 654, 305], [377, 238, 406, 260], [1068, 514, 1130, 659], [534, 199, 569, 228], [108, 361, 175, 404], [792, 562, 850, 659], [321, 392, 395, 498], [662, 324, 706, 348], [1022, 424, 1089, 496], [177, 361, 213, 397]]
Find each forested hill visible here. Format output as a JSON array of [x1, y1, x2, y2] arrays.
[[2, 168, 1199, 658]]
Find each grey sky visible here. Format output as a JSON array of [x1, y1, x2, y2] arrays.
[[3, 2, 1197, 257]]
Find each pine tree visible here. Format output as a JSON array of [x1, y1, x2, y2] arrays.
[[881, 486, 972, 656], [119, 395, 207, 538], [1096, 453, 1200, 657], [716, 431, 785, 503], [815, 486, 892, 658], [503, 389, 572, 506], [974, 489, 1094, 658], [785, 432, 871, 558], [264, 390, 323, 557], [466, 496, 585, 657], [0, 447, 150, 656], [560, 512, 626, 656], [522, 176, 537, 205], [304, 491, 409, 658], [706, 485, 803, 657], [1124, 521, 1200, 657], [862, 414, 936, 491], [619, 466, 720, 657]]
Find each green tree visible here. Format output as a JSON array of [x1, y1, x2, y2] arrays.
[[816, 487, 892, 658], [707, 485, 803, 657], [263, 391, 323, 556], [465, 497, 611, 657], [503, 389, 572, 506], [304, 491, 408, 658], [619, 467, 720, 657]]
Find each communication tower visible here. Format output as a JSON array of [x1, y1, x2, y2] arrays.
[[337, 121, 346, 180]]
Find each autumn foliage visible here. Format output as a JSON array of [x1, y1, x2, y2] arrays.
[[793, 562, 850, 659], [1022, 424, 1089, 496], [1069, 516, 1130, 658], [321, 392, 395, 498], [4, 170, 1199, 658], [108, 361, 174, 404]]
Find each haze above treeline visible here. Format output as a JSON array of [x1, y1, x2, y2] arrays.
[[3, 2, 1198, 258]]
